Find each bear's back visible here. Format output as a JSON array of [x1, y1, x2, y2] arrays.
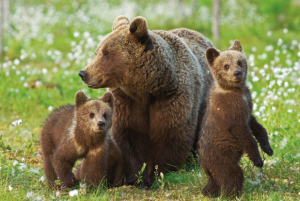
[[41, 105, 75, 153]]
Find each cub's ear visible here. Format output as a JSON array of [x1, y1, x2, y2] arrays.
[[229, 40, 243, 52], [112, 15, 130, 31], [129, 16, 149, 45], [100, 92, 114, 111], [75, 91, 88, 106], [206, 47, 220, 66]]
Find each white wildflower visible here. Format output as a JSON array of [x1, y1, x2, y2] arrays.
[[35, 81, 42, 88], [48, 106, 54, 111], [27, 191, 33, 198], [265, 45, 273, 51], [252, 76, 259, 82], [9, 186, 13, 191], [12, 121, 18, 127], [283, 28, 288, 34], [42, 68, 48, 74], [19, 163, 27, 170], [267, 31, 272, 37], [18, 119, 22, 125], [56, 190, 61, 197], [23, 82, 29, 87], [13, 160, 18, 166], [39, 176, 45, 182], [73, 32, 80, 37], [83, 32, 90, 38], [80, 183, 87, 188], [14, 59, 20, 65], [69, 189, 79, 197], [277, 38, 283, 46]]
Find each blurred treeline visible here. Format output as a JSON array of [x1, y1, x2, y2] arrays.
[[2, 0, 300, 58]]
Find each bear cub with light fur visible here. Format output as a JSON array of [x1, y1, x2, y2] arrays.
[[41, 91, 123, 188], [199, 40, 273, 197]]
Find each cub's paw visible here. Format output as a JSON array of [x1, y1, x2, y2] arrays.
[[261, 145, 274, 156], [253, 158, 264, 168]]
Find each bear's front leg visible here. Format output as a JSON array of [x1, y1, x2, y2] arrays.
[[249, 115, 273, 156], [230, 125, 263, 167], [52, 147, 79, 188], [113, 129, 150, 186], [80, 147, 109, 185]]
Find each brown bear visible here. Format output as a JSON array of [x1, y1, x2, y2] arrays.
[[199, 40, 273, 197], [78, 15, 215, 186], [40, 91, 123, 188], [75, 136, 124, 187]]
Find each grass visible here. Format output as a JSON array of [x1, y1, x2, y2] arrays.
[[0, 0, 300, 200]]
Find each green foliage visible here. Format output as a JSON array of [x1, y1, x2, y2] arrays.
[[135, 163, 147, 186]]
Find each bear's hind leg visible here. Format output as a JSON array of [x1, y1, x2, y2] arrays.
[[202, 177, 220, 197], [215, 162, 244, 198], [43, 154, 57, 187]]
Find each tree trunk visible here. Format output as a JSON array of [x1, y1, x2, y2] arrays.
[[212, 0, 220, 44], [0, 0, 3, 57]]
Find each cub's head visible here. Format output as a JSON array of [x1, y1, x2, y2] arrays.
[[79, 15, 153, 89], [74, 91, 114, 134], [206, 40, 248, 89]]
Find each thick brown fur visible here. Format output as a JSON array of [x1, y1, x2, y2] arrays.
[[40, 91, 123, 188], [75, 137, 123, 187], [199, 40, 273, 197], [80, 16, 214, 186]]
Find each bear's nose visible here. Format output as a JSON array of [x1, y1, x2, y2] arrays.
[[97, 121, 105, 130], [234, 71, 242, 78], [79, 70, 87, 81]]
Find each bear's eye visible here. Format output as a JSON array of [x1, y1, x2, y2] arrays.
[[224, 65, 229, 70], [103, 52, 109, 59], [89, 113, 94, 118], [238, 60, 242, 67], [103, 112, 107, 119]]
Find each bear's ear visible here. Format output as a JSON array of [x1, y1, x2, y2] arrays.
[[112, 15, 130, 31], [206, 47, 220, 66], [229, 40, 243, 52], [129, 16, 149, 45], [100, 92, 114, 111], [75, 91, 88, 106]]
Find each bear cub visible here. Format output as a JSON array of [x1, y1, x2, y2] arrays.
[[41, 91, 123, 188], [199, 40, 273, 197]]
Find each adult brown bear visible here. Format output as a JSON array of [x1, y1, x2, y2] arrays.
[[79, 15, 214, 186]]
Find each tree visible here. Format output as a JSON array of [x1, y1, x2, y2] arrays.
[[212, 0, 220, 44]]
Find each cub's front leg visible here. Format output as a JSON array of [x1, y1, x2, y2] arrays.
[[249, 115, 273, 156], [52, 145, 80, 188], [230, 125, 264, 167], [79, 147, 109, 186]]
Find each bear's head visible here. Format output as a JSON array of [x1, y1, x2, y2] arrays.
[[74, 91, 114, 134], [206, 40, 247, 90], [79, 15, 153, 89]]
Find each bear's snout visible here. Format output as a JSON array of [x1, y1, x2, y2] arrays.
[[97, 121, 106, 130], [79, 70, 88, 81], [234, 71, 242, 79]]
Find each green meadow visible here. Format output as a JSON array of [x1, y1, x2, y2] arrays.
[[0, 0, 299, 200]]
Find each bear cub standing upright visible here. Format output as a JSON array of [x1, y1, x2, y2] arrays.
[[199, 40, 273, 197], [41, 91, 123, 188]]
